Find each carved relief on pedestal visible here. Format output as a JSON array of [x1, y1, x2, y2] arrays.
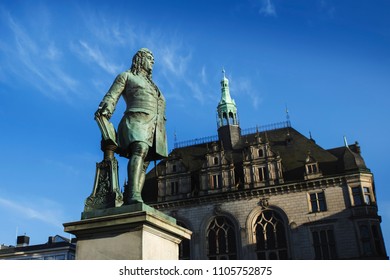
[[84, 146, 123, 212]]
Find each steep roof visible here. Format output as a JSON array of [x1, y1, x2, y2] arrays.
[[143, 126, 369, 202], [327, 143, 369, 172]]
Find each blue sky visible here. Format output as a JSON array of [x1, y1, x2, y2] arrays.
[[0, 0, 389, 254]]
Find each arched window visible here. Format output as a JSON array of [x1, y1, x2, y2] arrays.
[[228, 112, 235, 125], [207, 216, 237, 260], [254, 210, 288, 259], [222, 112, 228, 126], [177, 221, 191, 260]]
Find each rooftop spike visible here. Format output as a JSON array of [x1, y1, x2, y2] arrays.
[[344, 136, 349, 147], [285, 105, 290, 121]]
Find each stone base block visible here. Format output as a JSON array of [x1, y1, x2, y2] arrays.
[[63, 205, 191, 260]]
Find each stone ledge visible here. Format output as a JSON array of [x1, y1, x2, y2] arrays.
[[80, 202, 175, 223], [65, 210, 190, 241]]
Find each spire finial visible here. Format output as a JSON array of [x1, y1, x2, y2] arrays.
[[285, 105, 290, 122], [222, 68, 226, 78]]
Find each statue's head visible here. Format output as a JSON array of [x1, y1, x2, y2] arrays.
[[131, 48, 154, 77]]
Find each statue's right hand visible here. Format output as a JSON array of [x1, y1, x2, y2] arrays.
[[95, 103, 112, 119], [95, 109, 112, 119]]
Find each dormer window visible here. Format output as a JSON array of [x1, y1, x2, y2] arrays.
[[214, 157, 219, 165], [258, 148, 264, 158], [210, 174, 223, 189], [172, 164, 177, 173], [304, 153, 322, 179], [306, 163, 318, 174], [258, 166, 268, 182]]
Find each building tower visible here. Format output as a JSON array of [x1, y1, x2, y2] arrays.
[[217, 70, 241, 149]]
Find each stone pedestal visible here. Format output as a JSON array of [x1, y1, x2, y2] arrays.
[[63, 204, 191, 260]]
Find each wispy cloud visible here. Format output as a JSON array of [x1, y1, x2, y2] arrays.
[[73, 40, 122, 75], [0, 9, 79, 102], [43, 158, 80, 176], [231, 76, 262, 109], [200, 66, 208, 85], [81, 10, 136, 48], [259, 0, 277, 17], [186, 80, 205, 105], [159, 45, 192, 78], [0, 196, 64, 228], [45, 42, 62, 60]]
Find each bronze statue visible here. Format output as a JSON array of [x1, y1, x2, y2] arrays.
[[95, 48, 168, 204]]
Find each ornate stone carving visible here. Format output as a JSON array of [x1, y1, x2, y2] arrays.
[[258, 197, 269, 209], [84, 145, 123, 212], [213, 205, 222, 215]]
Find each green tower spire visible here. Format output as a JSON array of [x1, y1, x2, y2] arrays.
[[217, 69, 238, 128]]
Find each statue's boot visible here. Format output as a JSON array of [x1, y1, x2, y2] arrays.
[[125, 141, 150, 205], [127, 154, 144, 204]]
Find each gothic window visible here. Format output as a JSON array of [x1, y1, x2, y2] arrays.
[[210, 174, 223, 189], [258, 148, 264, 158], [177, 221, 191, 260], [207, 216, 237, 260], [309, 191, 327, 213], [255, 210, 288, 260], [214, 156, 219, 165], [311, 228, 337, 259]]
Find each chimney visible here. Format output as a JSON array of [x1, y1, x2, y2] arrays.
[[48, 236, 54, 244], [16, 235, 30, 247]]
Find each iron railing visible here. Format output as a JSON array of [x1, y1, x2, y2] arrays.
[[173, 120, 291, 149]]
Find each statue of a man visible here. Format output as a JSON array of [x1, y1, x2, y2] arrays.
[[95, 48, 167, 204]]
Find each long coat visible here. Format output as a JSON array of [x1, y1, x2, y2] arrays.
[[101, 70, 168, 161]]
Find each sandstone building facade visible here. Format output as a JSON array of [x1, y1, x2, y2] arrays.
[[144, 72, 387, 260]]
